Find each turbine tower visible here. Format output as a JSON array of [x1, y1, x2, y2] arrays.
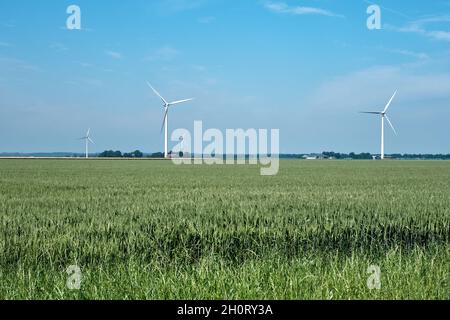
[[147, 82, 193, 158], [80, 128, 94, 159], [360, 91, 398, 160]]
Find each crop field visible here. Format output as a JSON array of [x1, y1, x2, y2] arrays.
[[0, 159, 449, 299]]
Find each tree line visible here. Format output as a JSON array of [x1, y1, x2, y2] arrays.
[[320, 152, 450, 160], [97, 150, 167, 158], [96, 150, 450, 160], [98, 150, 144, 158], [279, 152, 450, 160]]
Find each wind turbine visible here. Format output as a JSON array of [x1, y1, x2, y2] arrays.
[[79, 128, 94, 159], [147, 82, 194, 158], [360, 91, 398, 160]]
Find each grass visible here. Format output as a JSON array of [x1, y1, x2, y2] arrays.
[[0, 159, 448, 299]]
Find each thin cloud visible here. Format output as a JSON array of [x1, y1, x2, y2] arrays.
[[388, 14, 450, 42], [0, 42, 12, 47], [414, 14, 450, 24], [1, 22, 16, 28], [0, 56, 42, 72], [387, 48, 429, 60], [198, 16, 216, 24], [362, 0, 412, 20], [264, 1, 344, 18], [144, 46, 179, 61], [105, 50, 123, 59], [78, 62, 94, 68], [49, 42, 68, 52], [83, 78, 103, 87], [191, 64, 207, 72], [427, 30, 450, 41], [308, 65, 450, 113]]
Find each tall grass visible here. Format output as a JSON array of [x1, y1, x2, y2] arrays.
[[0, 160, 448, 299]]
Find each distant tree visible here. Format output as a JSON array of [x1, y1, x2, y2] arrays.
[[123, 150, 143, 158], [149, 152, 164, 158], [133, 150, 143, 158], [99, 150, 123, 158], [98, 150, 110, 158], [321, 151, 373, 160], [356, 153, 372, 160], [323, 151, 344, 159]]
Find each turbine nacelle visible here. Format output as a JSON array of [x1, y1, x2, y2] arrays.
[[360, 90, 398, 136], [80, 128, 94, 144]]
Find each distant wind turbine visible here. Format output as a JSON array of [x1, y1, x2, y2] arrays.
[[360, 91, 398, 160], [79, 128, 94, 159], [147, 82, 194, 158]]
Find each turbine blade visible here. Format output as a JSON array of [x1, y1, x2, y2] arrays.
[[360, 112, 382, 114], [88, 137, 94, 144], [87, 128, 90, 137], [385, 115, 397, 135], [383, 90, 397, 114], [160, 108, 169, 133], [168, 98, 194, 106], [147, 82, 168, 105]]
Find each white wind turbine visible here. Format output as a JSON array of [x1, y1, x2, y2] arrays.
[[147, 82, 194, 158], [79, 128, 94, 159], [360, 91, 398, 160]]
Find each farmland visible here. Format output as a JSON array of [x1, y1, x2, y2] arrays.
[[0, 159, 448, 299]]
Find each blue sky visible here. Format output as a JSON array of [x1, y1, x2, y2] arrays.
[[1, 0, 450, 154]]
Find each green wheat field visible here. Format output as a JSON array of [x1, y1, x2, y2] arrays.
[[0, 159, 449, 299]]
